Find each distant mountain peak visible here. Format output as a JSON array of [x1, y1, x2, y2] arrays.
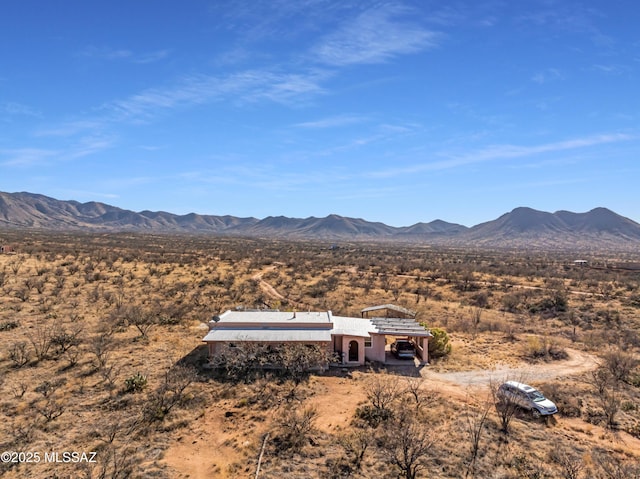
[[0, 191, 638, 251]]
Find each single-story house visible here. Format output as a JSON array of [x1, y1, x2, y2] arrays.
[[0, 245, 15, 254], [203, 309, 432, 366]]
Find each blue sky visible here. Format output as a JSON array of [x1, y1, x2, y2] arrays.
[[1, 1, 638, 227]]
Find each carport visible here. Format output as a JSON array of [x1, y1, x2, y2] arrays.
[[368, 317, 432, 365]]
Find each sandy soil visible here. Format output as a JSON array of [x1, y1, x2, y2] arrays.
[[161, 350, 606, 478]]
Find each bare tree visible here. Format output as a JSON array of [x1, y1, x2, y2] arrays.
[[277, 343, 333, 385], [35, 397, 65, 422], [471, 307, 482, 338], [490, 378, 520, 434], [90, 331, 114, 370], [336, 428, 372, 474], [50, 321, 83, 357], [34, 380, 66, 422], [550, 448, 585, 479], [403, 377, 438, 411], [210, 342, 271, 383], [380, 412, 433, 479], [120, 304, 158, 339], [85, 444, 135, 479], [588, 368, 621, 428], [28, 320, 52, 361], [593, 448, 640, 479], [364, 372, 403, 413], [143, 365, 197, 422], [464, 392, 492, 478]]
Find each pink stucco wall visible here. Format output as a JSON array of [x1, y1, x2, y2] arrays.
[[366, 334, 387, 363]]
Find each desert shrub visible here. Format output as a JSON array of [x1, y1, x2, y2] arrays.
[[0, 320, 19, 331], [211, 343, 332, 384], [9, 341, 30, 367], [549, 448, 585, 479], [272, 406, 318, 454], [542, 383, 582, 418], [428, 327, 452, 359], [529, 293, 567, 316], [123, 372, 148, 394], [601, 347, 639, 384], [469, 290, 490, 308], [501, 293, 522, 313], [143, 365, 197, 422], [354, 404, 394, 428], [50, 324, 83, 357], [331, 428, 372, 476], [627, 294, 640, 308], [522, 336, 568, 361]]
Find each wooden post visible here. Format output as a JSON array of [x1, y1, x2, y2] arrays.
[[255, 432, 269, 479]]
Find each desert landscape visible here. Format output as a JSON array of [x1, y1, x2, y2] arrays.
[[4, 1, 640, 477], [1, 229, 639, 478]]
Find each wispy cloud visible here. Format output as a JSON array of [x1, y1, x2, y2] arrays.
[[1, 135, 115, 167], [209, 0, 354, 43], [79, 46, 133, 60], [66, 136, 116, 159], [79, 46, 170, 64], [35, 120, 105, 138], [103, 69, 330, 122], [311, 4, 440, 66], [0, 148, 57, 167], [592, 64, 626, 75], [1, 102, 42, 118], [532, 68, 564, 84], [133, 49, 171, 64], [366, 133, 636, 178], [294, 115, 368, 128]]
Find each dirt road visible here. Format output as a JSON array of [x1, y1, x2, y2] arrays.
[[421, 348, 597, 390]]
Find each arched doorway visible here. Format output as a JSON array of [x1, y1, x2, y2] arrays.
[[348, 340, 359, 362]]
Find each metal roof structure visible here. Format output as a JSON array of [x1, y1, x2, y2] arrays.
[[369, 317, 431, 337]]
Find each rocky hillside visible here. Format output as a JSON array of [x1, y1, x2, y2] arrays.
[[1, 191, 639, 250]]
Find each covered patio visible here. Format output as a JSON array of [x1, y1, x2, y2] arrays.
[[369, 316, 432, 365]]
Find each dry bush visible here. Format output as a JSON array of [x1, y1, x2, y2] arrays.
[[521, 335, 568, 362], [549, 448, 585, 479], [272, 405, 318, 455], [601, 347, 639, 384], [379, 411, 434, 479], [143, 364, 197, 422]]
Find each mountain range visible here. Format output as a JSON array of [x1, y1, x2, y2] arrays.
[[1, 191, 639, 250]]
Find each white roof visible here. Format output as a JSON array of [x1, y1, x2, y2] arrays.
[[204, 309, 423, 344], [214, 310, 332, 324], [204, 309, 334, 343], [331, 316, 377, 338], [203, 328, 331, 342]]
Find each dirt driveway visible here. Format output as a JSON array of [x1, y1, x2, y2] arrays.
[[421, 348, 598, 389]]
